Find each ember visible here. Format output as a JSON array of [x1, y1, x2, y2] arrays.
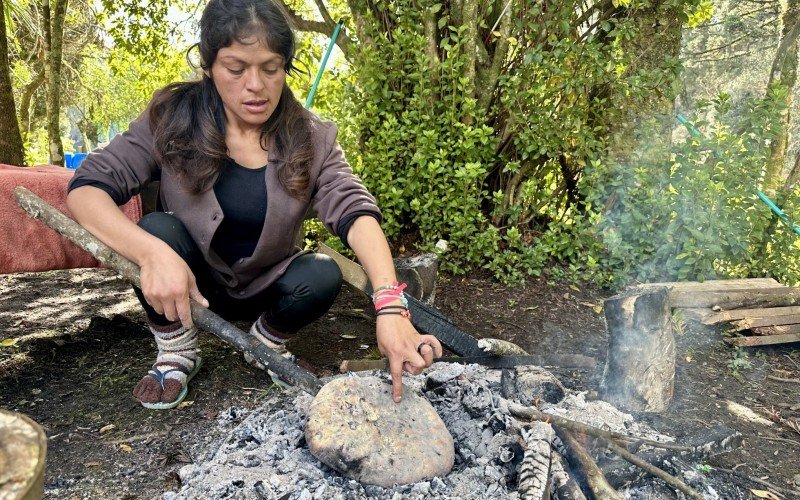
[[169, 363, 746, 499]]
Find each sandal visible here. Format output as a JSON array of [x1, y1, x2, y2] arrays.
[[140, 356, 203, 410]]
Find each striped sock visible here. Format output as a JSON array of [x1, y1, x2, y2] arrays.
[[244, 313, 294, 370], [150, 321, 199, 390]]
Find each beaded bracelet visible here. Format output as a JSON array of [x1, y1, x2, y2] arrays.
[[372, 281, 409, 310], [376, 310, 411, 318], [375, 305, 411, 318]]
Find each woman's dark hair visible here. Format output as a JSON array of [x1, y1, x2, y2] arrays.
[[149, 0, 313, 198]]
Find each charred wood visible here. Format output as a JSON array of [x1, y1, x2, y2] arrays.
[[557, 429, 622, 499], [518, 422, 553, 500], [549, 449, 586, 500], [601, 287, 674, 412]]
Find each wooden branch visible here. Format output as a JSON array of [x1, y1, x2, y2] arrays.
[[769, 17, 800, 86], [752, 324, 800, 336], [731, 314, 800, 330], [557, 429, 622, 499], [704, 306, 800, 325], [13, 187, 323, 396], [311, 0, 335, 26], [550, 449, 587, 500], [725, 333, 800, 347], [767, 375, 800, 384], [714, 466, 800, 497], [602, 439, 703, 499], [476, 0, 514, 113], [276, 0, 355, 61], [507, 402, 693, 452], [461, 0, 479, 113], [671, 287, 800, 309], [572, 0, 613, 29]]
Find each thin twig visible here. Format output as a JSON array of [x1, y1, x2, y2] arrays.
[[714, 466, 800, 497], [767, 375, 800, 384], [497, 320, 533, 336], [603, 439, 703, 499], [749, 435, 800, 447], [508, 402, 693, 452]]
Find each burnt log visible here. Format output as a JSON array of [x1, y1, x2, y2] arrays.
[[557, 429, 622, 499], [600, 286, 675, 412], [549, 449, 586, 500]]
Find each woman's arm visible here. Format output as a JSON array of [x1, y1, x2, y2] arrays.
[[66, 186, 207, 326], [346, 215, 443, 402]]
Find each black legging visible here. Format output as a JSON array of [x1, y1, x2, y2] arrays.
[[134, 212, 342, 333]]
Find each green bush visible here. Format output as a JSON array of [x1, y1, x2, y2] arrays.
[[335, 0, 692, 284], [578, 88, 800, 286]]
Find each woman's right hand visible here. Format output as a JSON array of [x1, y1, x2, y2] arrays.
[[139, 242, 208, 327]]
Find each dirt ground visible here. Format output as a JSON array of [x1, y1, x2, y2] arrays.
[[1, 267, 800, 499]]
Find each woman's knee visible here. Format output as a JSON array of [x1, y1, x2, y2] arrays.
[[279, 253, 342, 304], [137, 212, 197, 259]]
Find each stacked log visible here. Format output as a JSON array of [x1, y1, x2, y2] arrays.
[[649, 278, 800, 347]]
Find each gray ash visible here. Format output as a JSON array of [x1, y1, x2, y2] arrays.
[[167, 364, 749, 499]]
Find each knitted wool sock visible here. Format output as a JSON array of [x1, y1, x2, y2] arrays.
[[132, 321, 199, 404], [244, 313, 294, 370]]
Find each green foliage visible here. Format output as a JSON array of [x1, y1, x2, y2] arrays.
[[75, 46, 189, 143], [575, 88, 800, 286], [727, 347, 752, 382], [339, 0, 692, 284]]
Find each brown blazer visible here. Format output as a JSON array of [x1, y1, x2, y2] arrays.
[[68, 109, 381, 298]]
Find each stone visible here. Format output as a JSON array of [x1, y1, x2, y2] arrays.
[[305, 376, 455, 487]]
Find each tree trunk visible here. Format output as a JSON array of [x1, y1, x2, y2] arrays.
[[600, 286, 675, 413], [763, 5, 800, 189], [19, 69, 45, 137], [42, 0, 68, 166], [0, 0, 26, 166], [605, 3, 684, 163]]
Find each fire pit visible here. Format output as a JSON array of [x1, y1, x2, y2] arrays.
[[167, 363, 746, 499]]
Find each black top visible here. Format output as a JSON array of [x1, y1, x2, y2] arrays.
[[211, 160, 268, 265], [70, 160, 380, 257]]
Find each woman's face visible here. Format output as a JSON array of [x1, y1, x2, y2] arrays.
[[209, 37, 286, 132]]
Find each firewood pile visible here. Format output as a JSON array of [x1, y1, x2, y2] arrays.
[[642, 278, 800, 347]]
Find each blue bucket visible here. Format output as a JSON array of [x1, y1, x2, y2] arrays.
[[64, 153, 88, 170]]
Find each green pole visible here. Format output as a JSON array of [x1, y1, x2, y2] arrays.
[[305, 20, 344, 109], [676, 115, 800, 236]]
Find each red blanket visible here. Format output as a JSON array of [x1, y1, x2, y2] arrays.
[[0, 164, 142, 274]]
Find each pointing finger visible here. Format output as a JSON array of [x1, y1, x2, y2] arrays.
[[388, 356, 404, 403]]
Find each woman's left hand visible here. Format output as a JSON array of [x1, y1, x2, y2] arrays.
[[376, 315, 443, 403]]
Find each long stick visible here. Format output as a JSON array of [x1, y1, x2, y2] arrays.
[[507, 402, 693, 452], [602, 439, 703, 499], [13, 187, 323, 395]]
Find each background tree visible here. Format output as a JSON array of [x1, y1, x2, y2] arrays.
[[42, 0, 68, 165], [0, 0, 25, 165]]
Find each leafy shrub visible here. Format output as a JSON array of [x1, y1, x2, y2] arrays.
[[578, 88, 799, 286]]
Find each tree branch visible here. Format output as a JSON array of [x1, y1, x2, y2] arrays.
[[276, 0, 356, 61], [769, 17, 800, 85], [312, 0, 335, 26], [477, 0, 515, 112]]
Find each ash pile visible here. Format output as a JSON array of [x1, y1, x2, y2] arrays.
[[168, 363, 744, 499]]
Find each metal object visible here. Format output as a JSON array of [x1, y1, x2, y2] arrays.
[[318, 243, 484, 356]]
